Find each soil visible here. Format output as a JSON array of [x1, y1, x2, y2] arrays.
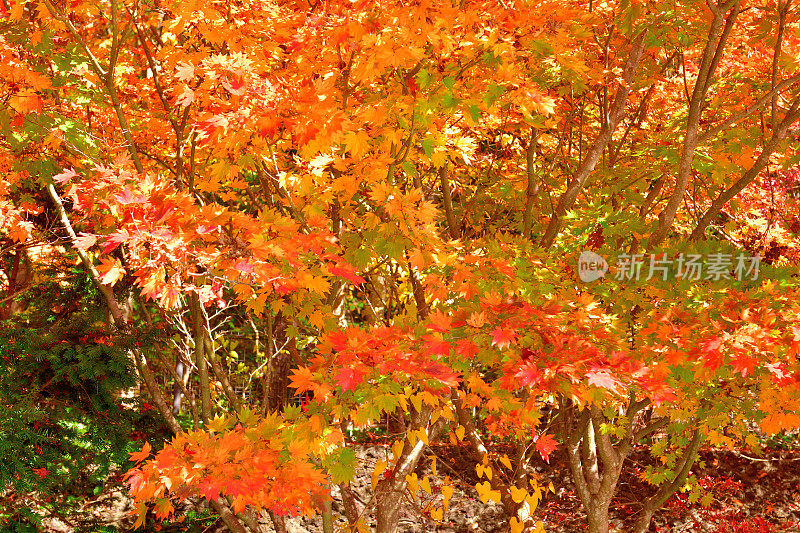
[[8, 444, 800, 532]]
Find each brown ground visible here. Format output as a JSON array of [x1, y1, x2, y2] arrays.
[[8, 443, 800, 532]]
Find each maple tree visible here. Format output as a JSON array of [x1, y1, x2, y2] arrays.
[[2, 0, 800, 532]]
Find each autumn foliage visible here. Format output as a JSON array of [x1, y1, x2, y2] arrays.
[[3, 0, 800, 531]]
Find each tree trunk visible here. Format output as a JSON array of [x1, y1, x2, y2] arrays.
[[0, 246, 33, 320], [375, 407, 447, 533], [267, 511, 287, 533], [587, 505, 611, 533], [267, 312, 291, 412], [189, 292, 212, 422], [339, 482, 361, 525], [172, 361, 184, 415]]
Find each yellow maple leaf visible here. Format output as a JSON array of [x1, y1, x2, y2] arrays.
[[344, 130, 370, 158], [509, 485, 527, 504], [392, 439, 405, 462], [475, 481, 501, 503], [526, 490, 541, 512], [420, 476, 432, 495], [98, 257, 125, 286], [406, 473, 419, 501], [442, 484, 453, 506], [300, 273, 330, 295], [430, 150, 448, 168], [371, 460, 387, 492]]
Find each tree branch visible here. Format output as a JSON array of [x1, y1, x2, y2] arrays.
[[540, 30, 648, 248], [648, 1, 740, 248]]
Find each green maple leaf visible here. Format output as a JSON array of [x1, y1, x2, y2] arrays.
[[207, 415, 232, 433], [237, 406, 258, 426], [324, 448, 357, 484], [373, 393, 399, 414]]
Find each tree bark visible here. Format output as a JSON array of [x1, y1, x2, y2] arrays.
[[558, 398, 668, 533], [522, 127, 539, 240], [172, 361, 184, 415], [189, 292, 212, 423], [267, 312, 291, 412]]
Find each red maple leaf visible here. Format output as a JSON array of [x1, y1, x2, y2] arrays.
[[420, 363, 461, 386], [520, 347, 538, 361], [329, 265, 366, 285], [701, 337, 723, 354], [334, 367, 365, 392], [731, 354, 758, 377], [514, 361, 541, 387], [535, 433, 558, 464], [456, 339, 479, 358], [423, 335, 452, 357], [426, 311, 452, 332], [491, 327, 517, 349], [586, 369, 617, 391], [102, 229, 131, 253], [199, 478, 223, 502]]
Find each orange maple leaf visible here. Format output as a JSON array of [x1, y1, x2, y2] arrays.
[[129, 441, 152, 463]]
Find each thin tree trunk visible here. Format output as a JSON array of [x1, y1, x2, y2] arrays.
[[375, 406, 447, 533], [522, 127, 539, 240], [540, 30, 647, 248], [321, 500, 334, 533], [190, 292, 212, 423], [440, 165, 460, 240], [339, 482, 361, 525], [648, 0, 741, 248], [631, 430, 703, 533], [268, 511, 287, 533], [204, 332, 242, 412], [268, 313, 291, 412], [48, 182, 249, 533], [172, 361, 184, 415]]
